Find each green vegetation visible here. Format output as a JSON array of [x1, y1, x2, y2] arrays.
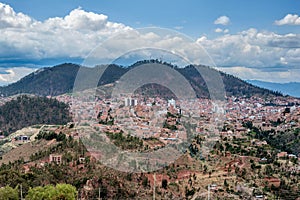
[[36, 131, 66, 141], [0, 63, 80, 97], [161, 179, 168, 189], [0, 95, 71, 135], [106, 131, 143, 150], [0, 184, 77, 200], [163, 122, 178, 130], [98, 108, 114, 125], [243, 121, 300, 155], [210, 127, 300, 199], [26, 184, 77, 200], [0, 60, 281, 98], [0, 186, 18, 200], [0, 124, 298, 199]]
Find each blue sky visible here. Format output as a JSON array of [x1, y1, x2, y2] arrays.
[[0, 0, 300, 85], [3, 0, 300, 36]]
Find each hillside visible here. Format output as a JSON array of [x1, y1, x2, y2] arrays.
[[0, 60, 281, 98], [0, 95, 71, 135], [0, 123, 298, 199], [0, 63, 80, 97], [177, 64, 280, 98]]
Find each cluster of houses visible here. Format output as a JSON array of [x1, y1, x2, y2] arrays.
[[56, 94, 300, 152]]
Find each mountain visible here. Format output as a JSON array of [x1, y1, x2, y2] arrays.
[[247, 80, 300, 98], [0, 60, 281, 98], [0, 95, 71, 135], [0, 63, 80, 97]]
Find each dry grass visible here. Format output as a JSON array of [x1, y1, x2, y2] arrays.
[[0, 139, 56, 165]]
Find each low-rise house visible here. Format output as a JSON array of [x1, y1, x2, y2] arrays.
[[210, 184, 218, 191], [264, 177, 281, 188], [259, 157, 268, 164], [277, 152, 287, 159], [49, 154, 62, 164], [255, 195, 265, 199], [288, 154, 297, 159], [16, 135, 30, 142], [79, 157, 86, 164]]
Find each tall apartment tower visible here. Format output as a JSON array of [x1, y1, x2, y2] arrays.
[[125, 97, 138, 106]]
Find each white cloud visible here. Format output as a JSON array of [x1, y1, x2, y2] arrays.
[[218, 66, 300, 83], [0, 2, 33, 28], [0, 3, 132, 60], [214, 16, 230, 25], [0, 2, 299, 83], [280, 57, 288, 65], [215, 28, 223, 33], [215, 28, 229, 33], [275, 14, 300, 26], [0, 67, 37, 85], [196, 28, 300, 82], [197, 28, 300, 68], [83, 29, 214, 67]]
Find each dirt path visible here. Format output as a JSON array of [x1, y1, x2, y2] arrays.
[[30, 125, 45, 141]]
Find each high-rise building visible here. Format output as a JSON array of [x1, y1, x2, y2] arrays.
[[125, 97, 138, 106]]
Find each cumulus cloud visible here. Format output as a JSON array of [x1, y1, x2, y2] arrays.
[[214, 16, 230, 25], [0, 67, 37, 85], [196, 28, 300, 82], [0, 2, 33, 28], [215, 28, 229, 33], [197, 28, 300, 68], [83, 28, 215, 67], [218, 66, 300, 83], [0, 2, 299, 83], [275, 14, 300, 25], [0, 3, 131, 62], [267, 33, 300, 48], [215, 28, 223, 33]]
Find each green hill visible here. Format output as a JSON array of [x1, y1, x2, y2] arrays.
[[0, 60, 281, 98], [0, 95, 71, 135]]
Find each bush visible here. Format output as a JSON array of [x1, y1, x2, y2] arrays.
[[26, 184, 77, 200], [162, 179, 168, 189], [0, 186, 19, 200]]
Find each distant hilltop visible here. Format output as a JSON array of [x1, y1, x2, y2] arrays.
[[247, 80, 300, 98], [0, 60, 281, 98]]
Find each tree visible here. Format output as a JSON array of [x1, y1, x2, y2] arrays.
[[235, 166, 240, 175], [142, 176, 149, 187], [162, 179, 168, 189], [54, 184, 77, 200], [0, 186, 19, 200], [241, 168, 247, 178], [264, 165, 273, 177], [224, 179, 229, 187], [26, 184, 77, 200]]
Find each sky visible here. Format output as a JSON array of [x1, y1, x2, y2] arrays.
[[0, 0, 300, 85]]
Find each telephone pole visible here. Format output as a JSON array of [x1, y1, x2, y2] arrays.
[[98, 187, 101, 200], [20, 184, 23, 200], [153, 173, 156, 200], [207, 184, 210, 200]]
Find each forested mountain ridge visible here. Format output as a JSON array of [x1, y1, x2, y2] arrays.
[[0, 63, 80, 97], [0, 61, 281, 98], [0, 95, 71, 135]]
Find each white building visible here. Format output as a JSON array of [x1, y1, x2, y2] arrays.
[[168, 98, 176, 107], [125, 98, 138, 107]]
